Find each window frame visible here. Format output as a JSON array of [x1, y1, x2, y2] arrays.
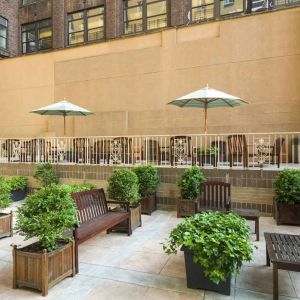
[[21, 19, 52, 54], [0, 16, 8, 51], [123, 0, 169, 35], [67, 6, 105, 46], [191, 0, 215, 23]]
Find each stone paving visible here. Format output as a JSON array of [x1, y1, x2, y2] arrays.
[[0, 208, 299, 300]]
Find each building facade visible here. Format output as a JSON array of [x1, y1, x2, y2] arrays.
[[0, 0, 297, 58]]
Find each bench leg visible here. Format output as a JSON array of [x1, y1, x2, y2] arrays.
[[266, 246, 270, 266], [273, 263, 278, 300], [128, 217, 132, 236], [73, 229, 79, 274], [255, 218, 259, 241]]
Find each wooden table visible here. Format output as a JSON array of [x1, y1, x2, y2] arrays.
[[233, 208, 260, 241], [264, 233, 300, 300]]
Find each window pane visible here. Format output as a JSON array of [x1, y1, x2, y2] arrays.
[[88, 15, 104, 29], [88, 28, 104, 41], [39, 38, 52, 50], [147, 14, 167, 30], [126, 6, 143, 21], [22, 23, 35, 31], [22, 30, 35, 42], [0, 36, 6, 49], [147, 1, 166, 17], [192, 2, 214, 21], [0, 17, 7, 27], [69, 32, 84, 45], [88, 7, 104, 16], [220, 0, 244, 15], [69, 19, 84, 33], [124, 0, 142, 8], [39, 27, 52, 39], [68, 12, 84, 21], [124, 19, 143, 34], [0, 25, 7, 38]]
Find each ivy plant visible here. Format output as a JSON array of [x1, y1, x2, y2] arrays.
[[273, 168, 300, 204], [107, 168, 140, 205], [133, 165, 160, 197], [163, 211, 254, 284], [6, 176, 28, 191], [33, 163, 59, 187], [15, 184, 77, 251], [177, 166, 205, 200]]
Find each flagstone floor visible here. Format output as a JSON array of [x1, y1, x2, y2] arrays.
[[0, 209, 299, 300]]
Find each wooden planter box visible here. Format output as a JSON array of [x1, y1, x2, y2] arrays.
[[111, 204, 142, 232], [182, 246, 231, 295], [0, 212, 13, 239], [177, 199, 197, 218], [274, 202, 300, 225], [13, 241, 76, 296], [11, 188, 27, 201], [141, 193, 157, 215]]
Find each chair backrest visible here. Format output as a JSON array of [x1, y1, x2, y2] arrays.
[[272, 137, 285, 156], [199, 181, 231, 210], [228, 135, 248, 156], [170, 136, 192, 157], [72, 188, 108, 224], [144, 139, 161, 162]]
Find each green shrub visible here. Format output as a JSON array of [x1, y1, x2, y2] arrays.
[[133, 165, 160, 197], [33, 163, 58, 187], [0, 180, 12, 210], [163, 211, 254, 284], [177, 166, 205, 200], [6, 176, 28, 191], [65, 182, 95, 194], [196, 146, 218, 155], [15, 184, 77, 251], [273, 168, 300, 204], [107, 168, 140, 205]]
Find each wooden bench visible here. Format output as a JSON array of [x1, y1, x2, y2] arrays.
[[265, 233, 300, 300], [72, 188, 132, 273], [233, 208, 260, 241]]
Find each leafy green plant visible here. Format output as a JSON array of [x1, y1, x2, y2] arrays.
[[163, 211, 254, 284], [15, 184, 77, 251], [133, 165, 160, 197], [33, 163, 58, 187], [177, 166, 205, 200], [107, 168, 140, 205], [0, 180, 12, 210], [65, 182, 95, 193], [273, 168, 300, 204], [197, 146, 218, 155], [6, 176, 28, 191]]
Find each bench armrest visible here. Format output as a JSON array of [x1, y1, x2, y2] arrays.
[[226, 196, 231, 211], [106, 200, 130, 212]]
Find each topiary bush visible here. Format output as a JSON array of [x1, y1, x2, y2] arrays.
[[33, 163, 58, 187], [133, 165, 160, 197], [0, 179, 12, 210], [107, 168, 140, 205], [177, 166, 205, 200], [163, 211, 254, 284], [15, 184, 77, 251], [6, 176, 28, 191], [273, 168, 300, 204]]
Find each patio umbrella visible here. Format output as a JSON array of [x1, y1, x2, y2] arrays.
[[168, 85, 248, 133], [31, 100, 94, 135]]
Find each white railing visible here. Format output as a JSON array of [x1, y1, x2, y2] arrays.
[[0, 133, 300, 170]]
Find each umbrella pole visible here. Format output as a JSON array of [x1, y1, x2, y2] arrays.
[[204, 104, 208, 134], [63, 114, 66, 136]]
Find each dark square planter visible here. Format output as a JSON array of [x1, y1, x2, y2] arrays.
[[182, 246, 231, 295], [274, 202, 300, 225], [141, 193, 157, 215], [11, 188, 27, 202]]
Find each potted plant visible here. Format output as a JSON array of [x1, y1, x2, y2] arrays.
[[107, 168, 141, 231], [133, 165, 160, 215], [273, 168, 300, 225], [7, 176, 28, 201], [0, 179, 13, 239], [33, 163, 59, 187], [13, 184, 77, 296], [195, 146, 218, 166], [163, 211, 254, 295], [177, 166, 205, 217]]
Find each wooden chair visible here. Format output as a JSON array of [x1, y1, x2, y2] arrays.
[[143, 139, 161, 165], [170, 136, 192, 166], [110, 137, 133, 164], [197, 181, 231, 212], [271, 137, 285, 168], [73, 138, 88, 163], [228, 135, 248, 168], [93, 139, 110, 164]]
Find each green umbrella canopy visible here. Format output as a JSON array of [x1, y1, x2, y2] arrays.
[[31, 100, 94, 135], [168, 86, 248, 133]]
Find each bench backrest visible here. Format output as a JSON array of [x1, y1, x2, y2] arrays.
[[199, 181, 231, 210], [72, 188, 108, 224]]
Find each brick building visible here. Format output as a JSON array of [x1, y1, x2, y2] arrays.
[[0, 0, 285, 58]]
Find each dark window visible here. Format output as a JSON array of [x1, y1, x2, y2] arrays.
[[123, 0, 168, 35], [22, 19, 52, 54], [22, 0, 42, 6], [0, 16, 8, 50], [68, 6, 104, 45], [191, 0, 214, 22]]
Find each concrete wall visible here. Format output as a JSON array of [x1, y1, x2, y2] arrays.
[[0, 8, 300, 137]]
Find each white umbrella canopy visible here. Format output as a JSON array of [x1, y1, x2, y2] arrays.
[[168, 86, 248, 133], [31, 100, 94, 135]]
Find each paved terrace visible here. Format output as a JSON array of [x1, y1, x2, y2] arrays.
[[0, 209, 299, 300]]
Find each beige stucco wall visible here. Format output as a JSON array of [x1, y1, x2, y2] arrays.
[[0, 8, 300, 138]]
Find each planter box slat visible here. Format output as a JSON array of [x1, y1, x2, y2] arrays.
[[275, 202, 300, 225], [141, 194, 157, 215], [0, 212, 13, 239], [177, 199, 197, 218]]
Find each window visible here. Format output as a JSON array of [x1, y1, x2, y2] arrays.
[[22, 0, 42, 6], [191, 0, 214, 22], [0, 17, 8, 50], [123, 0, 168, 35], [224, 0, 235, 6], [22, 19, 52, 54], [68, 6, 104, 45]]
